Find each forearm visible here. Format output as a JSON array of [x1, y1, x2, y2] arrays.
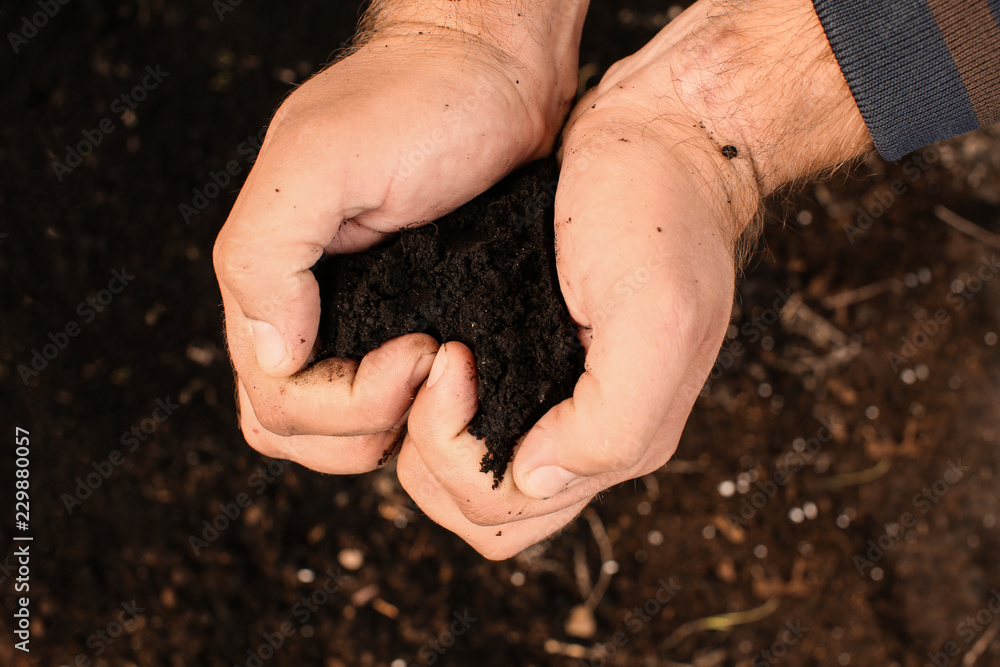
[[662, 0, 872, 195]]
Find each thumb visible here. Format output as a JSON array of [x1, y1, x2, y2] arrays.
[[512, 119, 735, 499], [214, 149, 389, 378], [512, 295, 689, 499]]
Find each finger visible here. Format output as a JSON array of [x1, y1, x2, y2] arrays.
[[212, 155, 361, 378], [405, 342, 509, 512], [227, 282, 439, 436], [405, 342, 604, 525], [397, 435, 590, 560], [237, 381, 405, 474], [514, 125, 736, 499]]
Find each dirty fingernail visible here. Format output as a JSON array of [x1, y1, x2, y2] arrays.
[[426, 346, 448, 389], [249, 319, 288, 374], [524, 465, 580, 499]]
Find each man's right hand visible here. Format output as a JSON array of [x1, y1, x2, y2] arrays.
[[213, 2, 587, 474]]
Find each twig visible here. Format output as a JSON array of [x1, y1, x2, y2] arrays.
[[822, 278, 904, 310], [935, 205, 1000, 250], [641, 473, 661, 498], [543, 638, 590, 659], [583, 507, 616, 611], [963, 618, 1000, 665], [816, 457, 892, 490], [781, 293, 849, 348], [663, 460, 708, 475], [661, 597, 780, 651], [573, 542, 593, 602]]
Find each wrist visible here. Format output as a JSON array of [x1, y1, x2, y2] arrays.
[[359, 0, 590, 155], [663, 0, 873, 194], [579, 0, 873, 254]]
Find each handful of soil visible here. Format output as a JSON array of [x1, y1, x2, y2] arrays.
[[312, 159, 585, 486]]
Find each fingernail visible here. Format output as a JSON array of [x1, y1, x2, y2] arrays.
[[524, 465, 581, 499], [249, 319, 288, 373], [425, 346, 448, 389], [392, 407, 412, 431], [412, 350, 437, 384]]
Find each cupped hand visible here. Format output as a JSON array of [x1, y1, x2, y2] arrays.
[[398, 0, 871, 558], [214, 21, 577, 474], [397, 45, 749, 560]]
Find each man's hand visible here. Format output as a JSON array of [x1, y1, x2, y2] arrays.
[[399, 0, 873, 558], [214, 0, 588, 473]]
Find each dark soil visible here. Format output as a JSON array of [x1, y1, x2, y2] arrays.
[[3, 1, 1000, 666], [313, 159, 584, 485]]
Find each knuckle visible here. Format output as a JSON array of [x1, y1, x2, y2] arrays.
[[212, 234, 250, 287], [403, 410, 437, 446], [252, 400, 296, 437], [239, 420, 283, 459], [395, 446, 439, 502], [343, 437, 396, 474], [356, 400, 402, 434]]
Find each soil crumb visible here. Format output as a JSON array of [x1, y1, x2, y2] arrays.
[[313, 159, 585, 486]]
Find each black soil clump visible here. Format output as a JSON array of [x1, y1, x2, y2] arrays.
[[313, 159, 586, 486]]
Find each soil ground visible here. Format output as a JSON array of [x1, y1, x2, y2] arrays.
[[2, 1, 999, 666]]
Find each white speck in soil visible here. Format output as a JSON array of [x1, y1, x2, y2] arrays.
[[338, 548, 364, 571]]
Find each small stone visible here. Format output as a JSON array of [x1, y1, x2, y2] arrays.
[[338, 548, 364, 571], [564, 604, 596, 639]]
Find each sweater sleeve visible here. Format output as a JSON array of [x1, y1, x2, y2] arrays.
[[812, 0, 1000, 161]]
